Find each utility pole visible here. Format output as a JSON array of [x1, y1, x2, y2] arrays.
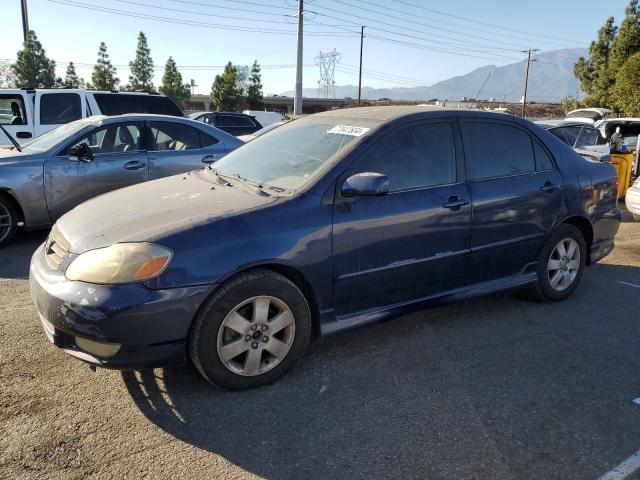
[[294, 0, 304, 115], [521, 48, 539, 118], [358, 26, 364, 107], [20, 0, 29, 43]]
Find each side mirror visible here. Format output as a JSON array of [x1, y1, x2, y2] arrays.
[[341, 172, 389, 197], [69, 143, 94, 162]]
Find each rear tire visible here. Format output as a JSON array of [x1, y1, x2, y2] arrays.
[[528, 224, 586, 302], [188, 269, 311, 390], [0, 196, 18, 247]]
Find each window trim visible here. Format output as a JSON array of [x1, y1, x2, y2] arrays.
[[460, 118, 556, 182], [339, 117, 463, 196]]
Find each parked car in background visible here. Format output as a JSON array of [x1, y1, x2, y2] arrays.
[[189, 111, 262, 136], [0, 114, 241, 245], [0, 89, 184, 148], [565, 108, 611, 123], [595, 118, 640, 151], [243, 110, 283, 127], [237, 121, 285, 142], [30, 106, 620, 390], [536, 120, 610, 162], [626, 177, 640, 221]]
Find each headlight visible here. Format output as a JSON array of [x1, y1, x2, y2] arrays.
[[65, 243, 172, 284]]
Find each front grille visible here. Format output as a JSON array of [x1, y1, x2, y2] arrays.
[[44, 224, 71, 270]]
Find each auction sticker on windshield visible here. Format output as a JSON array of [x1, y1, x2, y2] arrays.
[[327, 125, 371, 137]]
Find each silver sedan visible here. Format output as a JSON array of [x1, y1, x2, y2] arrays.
[[0, 114, 243, 245]]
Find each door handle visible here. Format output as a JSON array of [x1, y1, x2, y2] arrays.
[[442, 196, 469, 210], [124, 161, 147, 170], [540, 181, 560, 192], [201, 154, 216, 164], [16, 131, 32, 139]]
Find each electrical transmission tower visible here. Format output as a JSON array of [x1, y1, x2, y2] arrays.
[[315, 49, 341, 98]]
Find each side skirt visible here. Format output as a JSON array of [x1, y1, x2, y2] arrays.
[[320, 270, 538, 335]]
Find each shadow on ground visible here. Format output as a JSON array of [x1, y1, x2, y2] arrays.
[[0, 230, 47, 279], [123, 263, 640, 480]]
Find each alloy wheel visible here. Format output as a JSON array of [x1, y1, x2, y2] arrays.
[[0, 203, 12, 244], [216, 296, 295, 376], [547, 238, 580, 292]]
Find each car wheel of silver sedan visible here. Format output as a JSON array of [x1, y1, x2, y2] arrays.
[[189, 269, 311, 390], [529, 224, 586, 302], [0, 196, 18, 247]]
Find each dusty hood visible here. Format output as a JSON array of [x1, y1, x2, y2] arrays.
[[56, 170, 277, 252]]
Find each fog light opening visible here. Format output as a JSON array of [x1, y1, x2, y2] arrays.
[[74, 336, 121, 358]]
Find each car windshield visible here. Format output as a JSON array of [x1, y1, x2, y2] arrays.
[[22, 119, 94, 151], [210, 116, 380, 192]]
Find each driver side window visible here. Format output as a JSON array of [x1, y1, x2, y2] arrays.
[[65, 123, 142, 156]]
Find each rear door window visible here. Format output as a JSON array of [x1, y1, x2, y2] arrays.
[[0, 94, 27, 125], [352, 122, 456, 192], [93, 94, 183, 116], [464, 121, 536, 180], [40, 93, 82, 125], [548, 126, 581, 147], [149, 121, 202, 151], [199, 131, 219, 147]]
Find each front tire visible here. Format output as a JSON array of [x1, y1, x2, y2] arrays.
[[0, 196, 18, 247], [529, 224, 586, 302], [189, 269, 311, 390]]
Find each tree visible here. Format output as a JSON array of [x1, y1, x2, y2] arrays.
[[560, 96, 581, 114], [0, 63, 15, 88], [610, 0, 640, 72], [246, 60, 263, 110], [574, 17, 617, 107], [91, 42, 119, 90], [159, 57, 190, 107], [11, 30, 56, 88], [612, 52, 640, 115], [63, 62, 84, 88], [129, 31, 154, 91], [211, 61, 240, 111]]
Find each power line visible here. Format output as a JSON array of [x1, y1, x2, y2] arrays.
[[44, 0, 358, 37]]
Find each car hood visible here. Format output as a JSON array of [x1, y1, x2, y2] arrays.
[[56, 170, 278, 253]]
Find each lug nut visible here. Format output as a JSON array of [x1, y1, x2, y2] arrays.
[[262, 336, 268, 342], [251, 325, 257, 331], [245, 335, 251, 341], [252, 342, 258, 349], [261, 325, 268, 331]]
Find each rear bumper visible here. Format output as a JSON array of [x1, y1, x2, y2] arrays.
[[29, 243, 214, 369]]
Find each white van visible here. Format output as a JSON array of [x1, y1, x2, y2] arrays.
[[0, 89, 184, 147]]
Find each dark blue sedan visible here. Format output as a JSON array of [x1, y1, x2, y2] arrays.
[[29, 107, 621, 389]]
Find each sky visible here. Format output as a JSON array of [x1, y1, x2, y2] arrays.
[[0, 0, 633, 95]]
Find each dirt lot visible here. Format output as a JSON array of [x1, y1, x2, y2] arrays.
[[1, 212, 640, 479]]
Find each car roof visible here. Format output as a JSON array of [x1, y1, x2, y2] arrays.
[[87, 113, 200, 124], [535, 120, 593, 129], [312, 105, 523, 123]]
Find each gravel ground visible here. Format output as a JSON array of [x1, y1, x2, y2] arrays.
[[1, 212, 640, 480]]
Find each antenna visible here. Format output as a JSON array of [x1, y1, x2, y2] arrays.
[[315, 49, 341, 98]]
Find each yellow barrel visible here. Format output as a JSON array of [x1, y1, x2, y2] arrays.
[[610, 153, 634, 199]]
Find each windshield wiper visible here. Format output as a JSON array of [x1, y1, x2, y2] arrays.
[[211, 169, 271, 196], [0, 125, 22, 152]]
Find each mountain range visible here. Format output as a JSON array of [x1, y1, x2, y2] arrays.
[[280, 48, 587, 103]]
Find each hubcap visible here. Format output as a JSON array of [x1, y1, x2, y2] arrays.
[[0, 203, 12, 243], [216, 296, 295, 376], [547, 238, 580, 292]]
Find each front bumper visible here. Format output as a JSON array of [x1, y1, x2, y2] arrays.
[[625, 186, 640, 216], [29, 243, 214, 369]]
